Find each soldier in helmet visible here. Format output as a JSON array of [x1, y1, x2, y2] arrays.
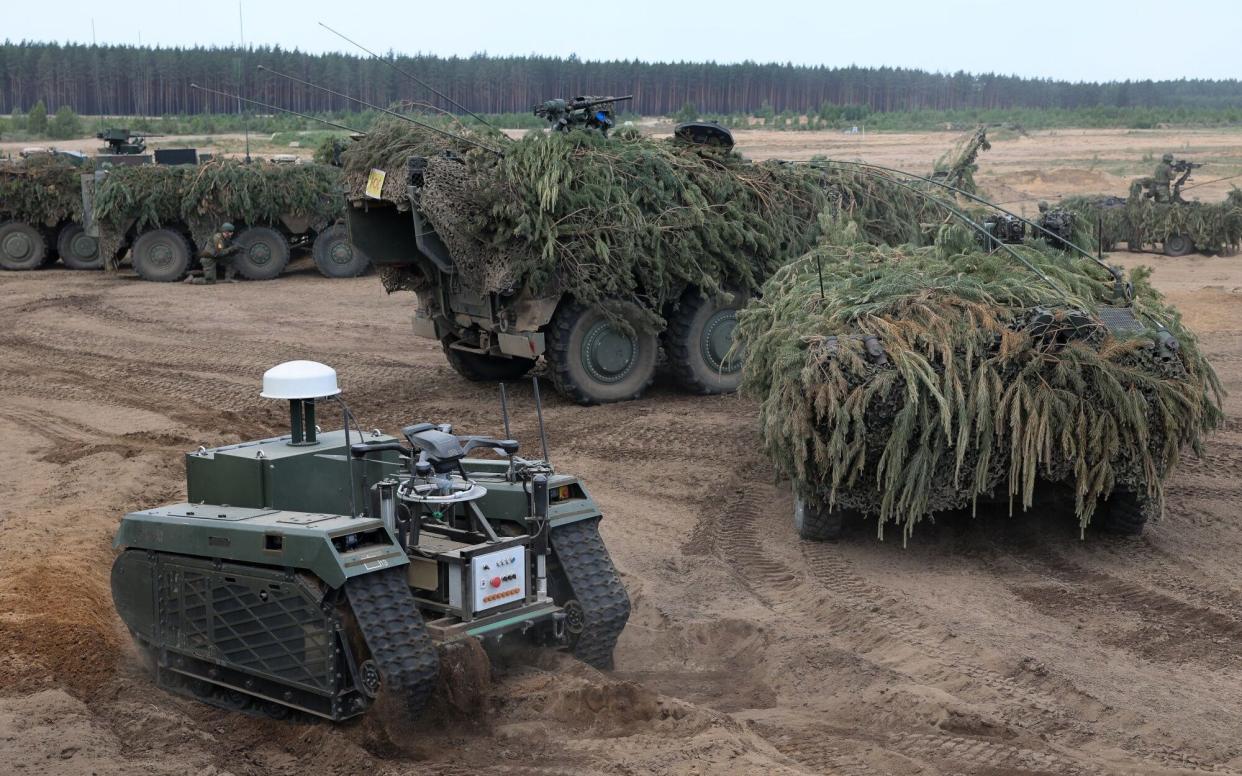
[[186, 222, 240, 285], [1152, 153, 1175, 203]]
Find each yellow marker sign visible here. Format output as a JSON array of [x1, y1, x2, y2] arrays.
[[365, 169, 386, 199]]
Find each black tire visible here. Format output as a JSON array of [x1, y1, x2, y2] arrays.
[[56, 223, 103, 270], [1163, 233, 1194, 257], [442, 338, 534, 382], [1094, 489, 1149, 536], [234, 225, 290, 280], [312, 223, 370, 278], [663, 287, 749, 395], [0, 220, 48, 270], [546, 299, 658, 405], [793, 492, 849, 541], [131, 228, 192, 282], [548, 518, 630, 669]]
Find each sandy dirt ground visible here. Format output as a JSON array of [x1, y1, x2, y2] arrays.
[[3, 133, 1242, 775]]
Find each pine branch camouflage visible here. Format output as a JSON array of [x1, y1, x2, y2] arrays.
[[1061, 190, 1242, 253], [344, 120, 950, 324], [0, 155, 89, 227], [93, 159, 344, 266], [736, 223, 1222, 541]]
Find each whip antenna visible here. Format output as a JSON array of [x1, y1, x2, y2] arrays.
[[255, 65, 502, 155], [532, 376, 550, 465], [191, 83, 367, 135], [319, 22, 496, 130]]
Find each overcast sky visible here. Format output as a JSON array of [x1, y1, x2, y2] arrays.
[[6, 0, 1238, 83]]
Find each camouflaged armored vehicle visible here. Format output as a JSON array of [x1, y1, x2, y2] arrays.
[[85, 158, 368, 281], [343, 105, 829, 405], [0, 152, 103, 271], [737, 212, 1221, 543]]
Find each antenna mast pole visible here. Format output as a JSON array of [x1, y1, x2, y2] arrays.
[[190, 84, 366, 135], [256, 65, 502, 154], [318, 22, 495, 129], [239, 0, 251, 162]]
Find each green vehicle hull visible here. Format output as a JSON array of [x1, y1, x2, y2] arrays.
[[111, 425, 628, 721]]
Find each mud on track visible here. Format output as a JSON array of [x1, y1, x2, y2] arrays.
[[2, 250, 1242, 775]]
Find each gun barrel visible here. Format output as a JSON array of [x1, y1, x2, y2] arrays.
[[586, 95, 633, 107]]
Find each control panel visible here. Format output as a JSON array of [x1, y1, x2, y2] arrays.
[[471, 545, 526, 613]]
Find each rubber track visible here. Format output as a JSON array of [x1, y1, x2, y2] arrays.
[[550, 518, 631, 668], [345, 567, 440, 717]]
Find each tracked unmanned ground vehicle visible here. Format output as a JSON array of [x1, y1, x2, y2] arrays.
[[110, 361, 629, 720]]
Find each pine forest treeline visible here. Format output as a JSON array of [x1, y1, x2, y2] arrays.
[[3, 41, 1241, 118]]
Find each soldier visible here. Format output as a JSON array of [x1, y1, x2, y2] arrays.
[[1152, 153, 1175, 204], [186, 222, 240, 285]]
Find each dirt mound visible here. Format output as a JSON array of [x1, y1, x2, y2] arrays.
[[0, 565, 121, 694]]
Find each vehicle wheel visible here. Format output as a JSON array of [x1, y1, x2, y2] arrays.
[[663, 287, 749, 394], [312, 224, 370, 278], [1163, 233, 1194, 257], [131, 229, 192, 282], [1094, 488, 1149, 536], [56, 223, 103, 270], [442, 338, 534, 381], [793, 492, 849, 541], [0, 221, 48, 270], [234, 226, 290, 280], [546, 299, 658, 405]]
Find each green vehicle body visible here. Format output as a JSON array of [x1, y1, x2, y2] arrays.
[[116, 430, 600, 589], [111, 418, 627, 722]]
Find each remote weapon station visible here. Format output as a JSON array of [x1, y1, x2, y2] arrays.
[[110, 361, 629, 720]]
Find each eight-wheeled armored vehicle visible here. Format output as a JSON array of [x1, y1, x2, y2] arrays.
[[83, 158, 370, 281], [345, 107, 787, 405], [110, 361, 629, 720]]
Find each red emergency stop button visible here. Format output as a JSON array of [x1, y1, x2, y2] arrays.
[[490, 576, 502, 588]]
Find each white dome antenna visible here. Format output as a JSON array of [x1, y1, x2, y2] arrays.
[[261, 360, 341, 446]]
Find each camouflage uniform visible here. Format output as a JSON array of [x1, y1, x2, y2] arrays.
[[189, 227, 240, 284], [1152, 154, 1175, 204]]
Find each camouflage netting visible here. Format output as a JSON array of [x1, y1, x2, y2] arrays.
[[343, 121, 960, 323], [1061, 189, 1242, 253], [0, 155, 89, 227], [93, 159, 344, 267], [737, 218, 1222, 541]]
